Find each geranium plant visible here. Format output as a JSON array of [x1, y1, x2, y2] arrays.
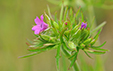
[[19, 5, 108, 71]]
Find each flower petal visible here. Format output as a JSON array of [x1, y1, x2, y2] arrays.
[[81, 22, 87, 29], [41, 22, 48, 30], [34, 16, 41, 25], [40, 15, 44, 21], [32, 25, 41, 31], [34, 30, 40, 34]]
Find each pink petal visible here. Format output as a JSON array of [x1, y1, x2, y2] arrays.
[[34, 30, 40, 34], [32, 25, 41, 31], [42, 22, 48, 30], [34, 17, 41, 25], [40, 15, 44, 21]]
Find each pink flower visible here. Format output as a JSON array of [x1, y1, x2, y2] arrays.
[[81, 22, 87, 29], [32, 15, 48, 34]]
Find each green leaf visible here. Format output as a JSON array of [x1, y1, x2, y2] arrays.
[[64, 7, 68, 21], [94, 28, 102, 39], [54, 12, 58, 22], [72, 14, 76, 27], [63, 42, 72, 51], [91, 21, 106, 34], [91, 41, 106, 48], [69, 8, 73, 21], [76, 7, 81, 18], [26, 39, 33, 44], [84, 51, 92, 59], [28, 45, 55, 52], [29, 42, 44, 47], [83, 38, 92, 45], [69, 52, 78, 69], [81, 12, 84, 22], [18, 52, 38, 58], [47, 5, 53, 19], [61, 44, 70, 57], [60, 5, 64, 23], [84, 49, 106, 54], [44, 12, 51, 26], [53, 21, 59, 30], [56, 44, 61, 71], [91, 48, 109, 52]]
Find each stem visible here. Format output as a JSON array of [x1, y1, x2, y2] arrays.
[[62, 54, 67, 71], [73, 61, 80, 71], [61, 45, 80, 71]]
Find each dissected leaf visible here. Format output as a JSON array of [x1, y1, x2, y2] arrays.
[[84, 51, 92, 59], [84, 49, 106, 54], [18, 52, 39, 58], [69, 52, 78, 69], [28, 45, 55, 52], [64, 7, 68, 21], [91, 21, 106, 34], [91, 41, 106, 48]]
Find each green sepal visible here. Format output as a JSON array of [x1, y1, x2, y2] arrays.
[[53, 21, 59, 30], [50, 37, 57, 42], [80, 43, 85, 49], [82, 29, 90, 40], [90, 36, 99, 45], [55, 44, 61, 71], [71, 29, 81, 41], [41, 35, 51, 42], [83, 38, 92, 45], [44, 12, 51, 26], [71, 24, 80, 35]]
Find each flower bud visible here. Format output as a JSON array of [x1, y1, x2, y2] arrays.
[[83, 38, 93, 45], [68, 41, 77, 51]]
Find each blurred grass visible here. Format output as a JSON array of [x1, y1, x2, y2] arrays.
[[0, 0, 56, 71], [0, 0, 113, 71]]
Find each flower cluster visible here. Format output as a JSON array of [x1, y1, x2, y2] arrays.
[[20, 6, 108, 70]]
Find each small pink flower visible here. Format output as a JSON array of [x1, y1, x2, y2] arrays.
[[81, 22, 87, 29], [32, 15, 48, 34], [65, 22, 68, 25]]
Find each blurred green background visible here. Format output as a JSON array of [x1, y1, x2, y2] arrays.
[[0, 0, 113, 71]]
